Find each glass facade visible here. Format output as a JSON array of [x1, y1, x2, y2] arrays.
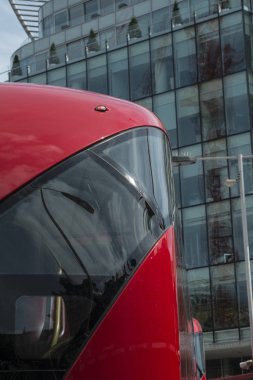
[[9, 0, 253, 377]]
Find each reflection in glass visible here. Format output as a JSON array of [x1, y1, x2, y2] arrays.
[[207, 201, 233, 264], [67, 62, 86, 90], [69, 4, 84, 27], [177, 86, 201, 146], [153, 92, 177, 147], [204, 139, 229, 202], [174, 27, 197, 87], [85, 0, 99, 21], [188, 268, 212, 331], [180, 145, 204, 207], [221, 13, 245, 75], [67, 40, 84, 62], [200, 80, 225, 141], [197, 20, 221, 82], [211, 264, 238, 329], [87, 55, 108, 94], [129, 42, 151, 100], [108, 48, 129, 99], [55, 10, 69, 33], [236, 262, 250, 327], [183, 206, 208, 268], [228, 133, 253, 197], [232, 196, 253, 261], [151, 34, 174, 94], [48, 68, 66, 87], [224, 72, 250, 135]]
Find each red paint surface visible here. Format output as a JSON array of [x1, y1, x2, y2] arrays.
[[0, 83, 164, 200], [66, 228, 181, 380]]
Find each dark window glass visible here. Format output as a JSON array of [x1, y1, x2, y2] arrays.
[[188, 269, 213, 331], [0, 127, 172, 377], [87, 55, 108, 94], [43, 15, 53, 37], [207, 201, 233, 265], [129, 42, 152, 100], [108, 48, 129, 99], [85, 0, 99, 21], [221, 13, 245, 75], [55, 10, 69, 33], [211, 264, 238, 329], [69, 4, 84, 27]]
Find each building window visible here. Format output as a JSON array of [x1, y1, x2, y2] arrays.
[[69, 4, 84, 27], [152, 7, 170, 34], [116, 0, 130, 10], [179, 144, 204, 207], [42, 15, 53, 37], [55, 10, 69, 33], [183, 205, 208, 268], [232, 196, 253, 262], [108, 48, 129, 99], [48, 67, 66, 87], [228, 133, 253, 197], [129, 41, 152, 100], [67, 40, 84, 62], [197, 20, 221, 82], [177, 86, 201, 146], [221, 13, 245, 75], [87, 55, 108, 94], [200, 79, 225, 141], [67, 61, 86, 90], [153, 92, 177, 148], [100, 0, 114, 16], [204, 139, 229, 203], [188, 268, 212, 331], [207, 201, 233, 265], [35, 51, 47, 72], [174, 27, 197, 88], [224, 72, 250, 135], [151, 34, 174, 94], [211, 264, 238, 329], [85, 0, 100, 21]]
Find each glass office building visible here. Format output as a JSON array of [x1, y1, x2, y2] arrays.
[[8, 0, 253, 377]]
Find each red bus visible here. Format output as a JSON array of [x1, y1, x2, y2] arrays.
[[0, 83, 199, 379]]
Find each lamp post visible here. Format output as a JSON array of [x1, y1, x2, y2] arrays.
[[173, 153, 253, 359]]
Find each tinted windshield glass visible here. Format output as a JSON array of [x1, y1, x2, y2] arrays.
[[0, 127, 173, 378]]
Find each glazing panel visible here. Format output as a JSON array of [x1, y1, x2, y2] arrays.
[[47, 67, 66, 87], [228, 133, 253, 197], [204, 139, 229, 202], [179, 144, 204, 207], [67, 62, 86, 90], [108, 48, 129, 99], [85, 0, 99, 21], [197, 20, 221, 82], [221, 12, 245, 75], [177, 86, 201, 146], [67, 40, 84, 61], [100, 0, 114, 16], [55, 10, 69, 33], [236, 262, 251, 327], [224, 72, 250, 135], [200, 79, 225, 141], [100, 28, 116, 50], [69, 4, 84, 27], [151, 34, 174, 94], [207, 201, 233, 264], [188, 268, 212, 331], [174, 27, 197, 88], [190, 0, 209, 19], [211, 264, 238, 329], [43, 15, 53, 38], [87, 55, 108, 94], [135, 97, 152, 110], [129, 41, 151, 100], [151, 7, 170, 34], [232, 196, 253, 261], [153, 92, 177, 147], [116, 0, 130, 10], [183, 206, 208, 268]]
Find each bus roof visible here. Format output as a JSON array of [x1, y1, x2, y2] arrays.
[[0, 83, 164, 200]]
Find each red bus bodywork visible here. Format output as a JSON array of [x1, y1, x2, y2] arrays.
[[0, 83, 197, 380]]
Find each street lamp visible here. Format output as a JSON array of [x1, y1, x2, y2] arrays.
[[173, 153, 253, 360]]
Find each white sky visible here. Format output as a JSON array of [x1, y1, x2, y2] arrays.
[[0, 1, 27, 75]]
